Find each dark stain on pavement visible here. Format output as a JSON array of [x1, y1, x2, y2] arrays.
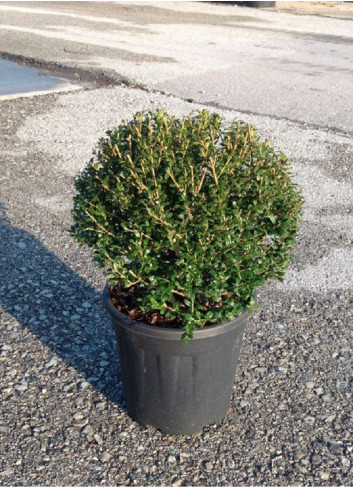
[[0, 29, 176, 73]]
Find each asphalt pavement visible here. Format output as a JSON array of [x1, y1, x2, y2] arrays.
[[0, 1, 353, 486], [1, 1, 353, 132]]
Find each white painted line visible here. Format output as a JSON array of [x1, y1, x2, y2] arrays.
[[0, 5, 142, 28]]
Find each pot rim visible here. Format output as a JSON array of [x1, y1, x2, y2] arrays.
[[103, 283, 255, 340]]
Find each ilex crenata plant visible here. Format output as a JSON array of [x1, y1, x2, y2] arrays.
[[71, 110, 303, 340]]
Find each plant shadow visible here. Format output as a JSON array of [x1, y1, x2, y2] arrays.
[[0, 202, 125, 410]]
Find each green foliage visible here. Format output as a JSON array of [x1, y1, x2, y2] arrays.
[[71, 110, 303, 340]]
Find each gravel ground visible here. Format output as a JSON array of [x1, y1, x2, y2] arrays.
[[1, 85, 353, 485]]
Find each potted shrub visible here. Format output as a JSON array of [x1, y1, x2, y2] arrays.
[[71, 110, 303, 435]]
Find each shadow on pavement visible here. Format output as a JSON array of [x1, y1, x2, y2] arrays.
[[0, 202, 125, 410]]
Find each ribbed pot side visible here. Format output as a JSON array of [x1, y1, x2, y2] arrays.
[[103, 284, 252, 435]]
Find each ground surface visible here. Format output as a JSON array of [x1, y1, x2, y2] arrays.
[[1, 1, 353, 132], [277, 1, 353, 18], [0, 1, 353, 486]]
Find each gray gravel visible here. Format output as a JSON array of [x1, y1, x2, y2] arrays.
[[1, 85, 353, 485]]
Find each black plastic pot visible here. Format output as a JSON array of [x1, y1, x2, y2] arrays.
[[103, 284, 253, 435]]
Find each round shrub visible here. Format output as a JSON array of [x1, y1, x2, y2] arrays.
[[71, 110, 303, 340]]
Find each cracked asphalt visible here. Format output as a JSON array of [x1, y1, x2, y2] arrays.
[[1, 1, 353, 486]]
